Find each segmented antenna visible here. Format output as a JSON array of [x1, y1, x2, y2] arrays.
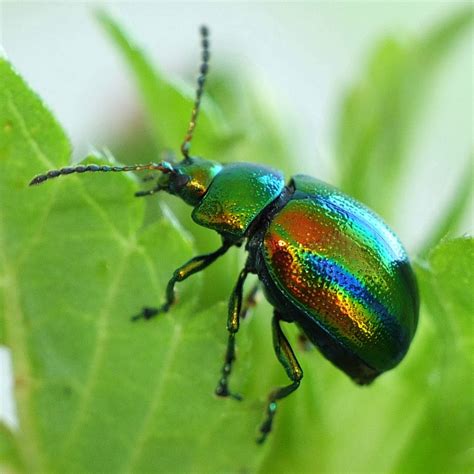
[[29, 162, 173, 186], [180, 26, 210, 159]]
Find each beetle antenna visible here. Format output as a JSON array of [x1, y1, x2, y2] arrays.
[[29, 162, 174, 186], [180, 25, 210, 159]]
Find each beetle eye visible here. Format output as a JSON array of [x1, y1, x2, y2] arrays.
[[172, 173, 191, 191]]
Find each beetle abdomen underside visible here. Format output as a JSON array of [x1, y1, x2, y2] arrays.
[[262, 176, 418, 375]]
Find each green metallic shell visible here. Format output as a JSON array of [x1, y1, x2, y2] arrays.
[[171, 157, 223, 206], [192, 163, 285, 240], [262, 174, 419, 373]]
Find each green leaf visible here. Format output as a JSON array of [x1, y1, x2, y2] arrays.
[[0, 56, 71, 345], [96, 11, 228, 160], [400, 238, 474, 473], [0, 423, 24, 473], [0, 57, 276, 473], [419, 6, 474, 66], [335, 8, 473, 218]]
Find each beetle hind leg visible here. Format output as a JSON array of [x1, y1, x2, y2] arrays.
[[257, 311, 303, 444]]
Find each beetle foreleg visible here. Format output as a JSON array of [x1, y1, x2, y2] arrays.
[[257, 312, 303, 444], [215, 267, 250, 400], [132, 240, 232, 321], [135, 184, 164, 197]]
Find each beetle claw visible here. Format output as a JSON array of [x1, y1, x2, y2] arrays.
[[256, 413, 274, 444], [215, 384, 243, 401], [131, 306, 159, 322]]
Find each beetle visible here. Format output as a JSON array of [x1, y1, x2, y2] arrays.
[[30, 26, 419, 443]]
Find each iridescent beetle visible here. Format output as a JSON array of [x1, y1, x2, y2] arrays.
[[30, 27, 419, 443]]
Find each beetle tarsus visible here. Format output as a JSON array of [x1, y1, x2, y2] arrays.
[[215, 379, 242, 401], [257, 405, 275, 444], [131, 306, 160, 322]]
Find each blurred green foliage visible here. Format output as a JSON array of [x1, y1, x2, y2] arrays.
[[336, 8, 473, 221], [0, 8, 473, 474]]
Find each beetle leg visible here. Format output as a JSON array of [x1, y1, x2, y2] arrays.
[[257, 311, 303, 444], [215, 267, 250, 400], [132, 240, 232, 321], [240, 281, 261, 320], [135, 185, 163, 197]]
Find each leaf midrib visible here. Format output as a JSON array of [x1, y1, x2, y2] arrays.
[[57, 245, 133, 460], [123, 321, 184, 473]]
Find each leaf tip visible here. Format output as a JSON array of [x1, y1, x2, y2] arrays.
[[94, 7, 109, 24], [94, 8, 121, 37], [0, 48, 6, 61]]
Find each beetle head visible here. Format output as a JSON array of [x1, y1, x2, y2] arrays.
[[29, 155, 222, 208], [164, 157, 222, 206]]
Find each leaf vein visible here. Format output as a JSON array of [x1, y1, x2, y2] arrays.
[[124, 321, 184, 473], [58, 249, 132, 458]]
